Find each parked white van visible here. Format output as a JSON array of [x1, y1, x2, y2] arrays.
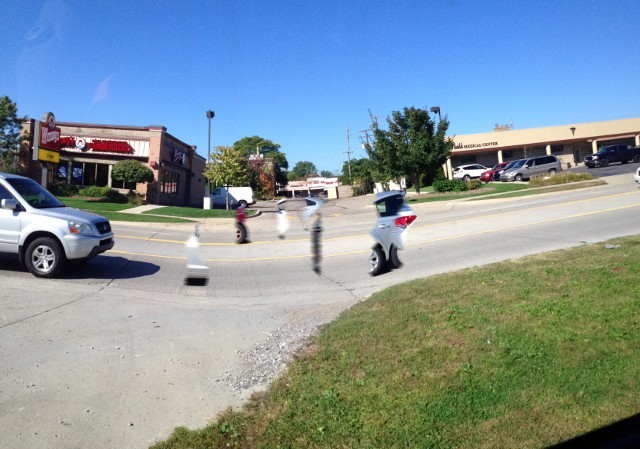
[[210, 186, 255, 208]]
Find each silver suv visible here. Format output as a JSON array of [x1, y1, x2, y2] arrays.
[[499, 155, 561, 182], [0, 172, 114, 278]]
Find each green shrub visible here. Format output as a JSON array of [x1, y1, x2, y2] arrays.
[[48, 183, 79, 197], [529, 172, 594, 187], [107, 189, 127, 203], [79, 185, 126, 203], [433, 179, 468, 192], [467, 179, 482, 190], [79, 185, 107, 198], [126, 191, 145, 205]]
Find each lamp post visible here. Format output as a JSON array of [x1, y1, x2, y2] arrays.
[[430, 106, 441, 122], [206, 110, 215, 159], [205, 110, 215, 195]]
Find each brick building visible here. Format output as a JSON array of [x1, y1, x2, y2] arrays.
[[20, 119, 206, 206]]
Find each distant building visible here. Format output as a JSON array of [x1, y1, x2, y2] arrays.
[[19, 120, 206, 206], [447, 117, 640, 177], [286, 177, 341, 199]]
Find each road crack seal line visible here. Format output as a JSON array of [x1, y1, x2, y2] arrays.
[[319, 273, 359, 300], [0, 287, 106, 329]]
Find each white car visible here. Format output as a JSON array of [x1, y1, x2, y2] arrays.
[[369, 191, 416, 276], [635, 167, 640, 183], [452, 164, 487, 181]]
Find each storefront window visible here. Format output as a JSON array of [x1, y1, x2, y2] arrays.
[[71, 162, 84, 185], [160, 170, 179, 194], [84, 163, 96, 186], [96, 164, 109, 187]]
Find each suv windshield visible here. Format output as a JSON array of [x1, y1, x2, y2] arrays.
[[511, 160, 526, 168], [7, 178, 65, 209]]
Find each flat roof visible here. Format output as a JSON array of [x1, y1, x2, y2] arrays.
[[451, 117, 640, 155]]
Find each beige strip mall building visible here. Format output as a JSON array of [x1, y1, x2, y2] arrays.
[[446, 117, 640, 178]]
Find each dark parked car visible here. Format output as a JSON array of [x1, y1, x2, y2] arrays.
[[584, 144, 640, 168], [480, 162, 511, 183], [492, 159, 522, 181]]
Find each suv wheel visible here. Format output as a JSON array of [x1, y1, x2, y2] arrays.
[[25, 237, 65, 278], [548, 168, 557, 175], [600, 159, 609, 167], [515, 173, 524, 182], [463, 175, 471, 182]]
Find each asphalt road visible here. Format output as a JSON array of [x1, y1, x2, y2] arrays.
[[2, 168, 640, 449]]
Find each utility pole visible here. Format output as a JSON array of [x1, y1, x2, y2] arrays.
[[359, 128, 372, 149], [345, 125, 352, 182], [359, 108, 379, 153]]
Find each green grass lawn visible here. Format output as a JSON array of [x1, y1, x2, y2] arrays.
[[60, 197, 138, 211], [59, 197, 195, 223], [407, 174, 603, 204], [406, 182, 529, 203], [59, 198, 257, 222], [142, 206, 252, 219], [151, 235, 640, 449]]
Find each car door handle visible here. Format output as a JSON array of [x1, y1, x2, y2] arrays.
[[377, 224, 389, 229]]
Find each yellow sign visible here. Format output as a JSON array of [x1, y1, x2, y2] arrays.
[[38, 148, 60, 163]]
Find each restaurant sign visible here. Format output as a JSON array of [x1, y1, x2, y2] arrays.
[[60, 136, 133, 154], [38, 112, 61, 163]]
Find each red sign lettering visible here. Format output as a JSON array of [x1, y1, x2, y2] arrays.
[[40, 125, 61, 151], [60, 136, 133, 154]]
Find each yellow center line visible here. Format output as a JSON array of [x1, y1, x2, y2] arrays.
[[111, 193, 640, 262]]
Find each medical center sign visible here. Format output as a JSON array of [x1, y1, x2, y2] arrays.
[[36, 112, 61, 163]]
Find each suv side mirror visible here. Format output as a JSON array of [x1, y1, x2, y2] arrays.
[[1, 199, 18, 210]]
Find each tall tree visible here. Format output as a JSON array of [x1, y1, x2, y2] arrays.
[[233, 135, 289, 191], [320, 170, 334, 178], [366, 106, 453, 193], [288, 161, 317, 181], [341, 157, 375, 195], [204, 145, 251, 209], [0, 96, 24, 173], [234, 135, 281, 158]]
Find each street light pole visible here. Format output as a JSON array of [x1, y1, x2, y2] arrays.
[[430, 106, 441, 122], [205, 110, 215, 195]]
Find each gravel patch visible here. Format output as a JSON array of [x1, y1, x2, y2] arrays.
[[218, 302, 355, 395]]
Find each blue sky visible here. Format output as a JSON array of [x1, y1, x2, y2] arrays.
[[2, 0, 639, 174]]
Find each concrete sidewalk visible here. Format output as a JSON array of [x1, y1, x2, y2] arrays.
[[119, 204, 166, 214]]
